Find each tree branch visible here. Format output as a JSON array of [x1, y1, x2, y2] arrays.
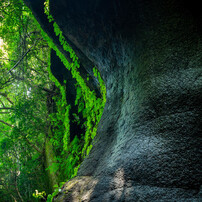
[[15, 176, 24, 202], [0, 92, 13, 104], [0, 78, 15, 89], [0, 107, 13, 110], [24, 137, 43, 154], [8, 38, 41, 73], [0, 99, 5, 107], [0, 58, 16, 62], [0, 121, 43, 154], [0, 182, 18, 202], [0, 120, 14, 127], [9, 71, 55, 95]]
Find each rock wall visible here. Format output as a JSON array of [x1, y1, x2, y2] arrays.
[[25, 0, 202, 201]]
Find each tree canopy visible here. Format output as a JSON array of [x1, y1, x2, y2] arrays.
[[0, 0, 106, 201]]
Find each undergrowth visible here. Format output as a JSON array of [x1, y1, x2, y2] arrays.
[[32, 0, 106, 201]]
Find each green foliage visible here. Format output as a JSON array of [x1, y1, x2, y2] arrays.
[[46, 182, 65, 202], [33, 190, 46, 200], [0, 0, 106, 201], [42, 0, 106, 182], [0, 0, 51, 200]]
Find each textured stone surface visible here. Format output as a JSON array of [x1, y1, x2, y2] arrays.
[[55, 175, 201, 201], [54, 177, 98, 201], [26, 0, 202, 201], [51, 0, 202, 201]]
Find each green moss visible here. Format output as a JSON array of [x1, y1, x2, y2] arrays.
[[43, 0, 106, 160], [23, 2, 106, 199]]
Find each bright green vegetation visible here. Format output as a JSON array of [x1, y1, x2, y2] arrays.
[[0, 0, 106, 201]]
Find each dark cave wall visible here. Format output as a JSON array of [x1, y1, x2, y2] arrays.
[[24, 0, 202, 201], [50, 0, 202, 201], [49, 0, 202, 81]]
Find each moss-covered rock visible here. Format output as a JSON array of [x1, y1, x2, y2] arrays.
[[24, 0, 202, 201]]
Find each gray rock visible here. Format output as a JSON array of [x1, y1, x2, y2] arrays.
[[51, 0, 202, 201], [25, 0, 202, 201]]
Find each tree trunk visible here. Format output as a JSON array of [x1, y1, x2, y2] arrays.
[[15, 176, 24, 202], [25, 0, 202, 201], [44, 136, 59, 193]]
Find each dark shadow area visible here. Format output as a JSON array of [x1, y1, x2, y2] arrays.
[[50, 49, 85, 141], [181, 0, 202, 33]]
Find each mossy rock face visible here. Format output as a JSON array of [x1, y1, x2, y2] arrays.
[[53, 177, 98, 201], [24, 0, 202, 201]]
